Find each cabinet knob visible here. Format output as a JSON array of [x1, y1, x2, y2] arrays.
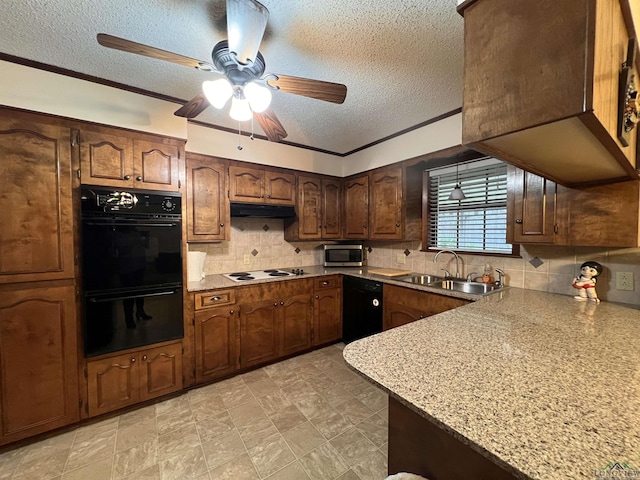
[[267, 194, 271, 198], [230, 310, 234, 314], [123, 175, 131, 180], [322, 281, 329, 285], [136, 176, 143, 181], [142, 355, 147, 361], [220, 223, 225, 227], [211, 296, 221, 301], [280, 301, 284, 305], [515, 219, 523, 224], [274, 302, 278, 306], [131, 357, 136, 363], [315, 295, 319, 299], [396, 223, 400, 228]]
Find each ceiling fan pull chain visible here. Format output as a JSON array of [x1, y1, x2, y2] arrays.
[[237, 122, 243, 151], [250, 116, 255, 141]]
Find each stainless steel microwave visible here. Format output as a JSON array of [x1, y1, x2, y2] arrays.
[[323, 244, 364, 267]]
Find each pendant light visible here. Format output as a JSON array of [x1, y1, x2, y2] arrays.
[[448, 162, 466, 200]]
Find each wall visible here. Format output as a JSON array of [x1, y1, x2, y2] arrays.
[[189, 218, 324, 274], [365, 242, 640, 307]]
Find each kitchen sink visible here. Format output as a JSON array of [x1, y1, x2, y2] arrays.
[[427, 280, 503, 295], [399, 274, 444, 285]]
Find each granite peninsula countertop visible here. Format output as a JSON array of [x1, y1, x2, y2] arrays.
[[343, 288, 640, 480]]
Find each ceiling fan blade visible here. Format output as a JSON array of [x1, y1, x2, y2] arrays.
[[226, 0, 269, 65], [174, 93, 210, 118], [267, 74, 347, 104], [254, 107, 288, 142], [97, 33, 218, 72]]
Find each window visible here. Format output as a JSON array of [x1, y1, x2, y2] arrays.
[[426, 157, 512, 254]]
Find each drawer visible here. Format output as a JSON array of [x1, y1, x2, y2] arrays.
[[314, 276, 341, 290], [194, 289, 236, 310]]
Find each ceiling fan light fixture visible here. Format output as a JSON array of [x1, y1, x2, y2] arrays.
[[229, 95, 253, 122], [202, 79, 233, 109], [227, 0, 269, 66], [243, 81, 272, 113], [448, 184, 466, 200]]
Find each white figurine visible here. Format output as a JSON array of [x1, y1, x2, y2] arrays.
[[572, 261, 603, 303]]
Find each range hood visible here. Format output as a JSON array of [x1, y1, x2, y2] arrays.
[[230, 202, 296, 219]]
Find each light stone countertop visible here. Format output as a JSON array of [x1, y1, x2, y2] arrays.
[[342, 288, 640, 480]]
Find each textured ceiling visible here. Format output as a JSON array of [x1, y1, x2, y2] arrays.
[[0, 0, 464, 154]]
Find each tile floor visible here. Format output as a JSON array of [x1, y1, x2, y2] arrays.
[[0, 344, 390, 480]]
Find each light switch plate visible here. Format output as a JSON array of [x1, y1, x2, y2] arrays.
[[243, 254, 251, 265], [616, 272, 634, 291], [396, 253, 406, 264]]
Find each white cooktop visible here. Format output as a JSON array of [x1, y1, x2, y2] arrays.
[[223, 269, 299, 282]]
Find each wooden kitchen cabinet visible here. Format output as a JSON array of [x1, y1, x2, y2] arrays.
[[370, 168, 403, 239], [86, 341, 182, 417], [229, 164, 296, 205], [383, 285, 470, 331], [461, 0, 639, 186], [343, 174, 369, 238], [506, 166, 567, 244], [0, 285, 79, 446], [193, 288, 239, 383], [313, 276, 342, 345], [237, 279, 313, 368], [186, 153, 229, 242], [79, 126, 183, 191], [284, 175, 342, 240], [0, 111, 75, 284]]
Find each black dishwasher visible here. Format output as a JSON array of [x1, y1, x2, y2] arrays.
[[342, 276, 383, 343]]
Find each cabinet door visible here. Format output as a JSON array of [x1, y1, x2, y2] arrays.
[[265, 171, 296, 205], [280, 293, 312, 356], [79, 128, 135, 188], [343, 175, 369, 239], [313, 287, 342, 345], [195, 307, 238, 383], [186, 157, 229, 242], [0, 286, 78, 444], [297, 176, 323, 239], [87, 352, 140, 417], [133, 139, 180, 191], [370, 168, 402, 239], [322, 179, 342, 239], [239, 300, 279, 368], [507, 167, 557, 244], [384, 301, 426, 331], [139, 343, 183, 402], [229, 165, 264, 202], [0, 116, 74, 284]]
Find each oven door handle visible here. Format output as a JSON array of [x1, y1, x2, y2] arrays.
[[84, 221, 178, 227], [88, 289, 178, 303]]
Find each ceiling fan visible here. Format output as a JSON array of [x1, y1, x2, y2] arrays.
[[97, 0, 347, 143]]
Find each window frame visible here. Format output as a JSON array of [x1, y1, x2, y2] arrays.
[[420, 159, 519, 257]]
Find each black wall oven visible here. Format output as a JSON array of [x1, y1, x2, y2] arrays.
[[81, 186, 183, 357]]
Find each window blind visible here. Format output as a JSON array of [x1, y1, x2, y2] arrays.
[[427, 158, 511, 254]]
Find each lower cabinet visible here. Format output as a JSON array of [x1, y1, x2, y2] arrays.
[[313, 276, 342, 345], [86, 342, 182, 417], [238, 279, 313, 369], [383, 285, 470, 331], [0, 285, 79, 446]]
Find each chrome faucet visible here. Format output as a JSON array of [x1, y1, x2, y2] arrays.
[[466, 272, 479, 282], [494, 268, 505, 287], [433, 249, 461, 279]]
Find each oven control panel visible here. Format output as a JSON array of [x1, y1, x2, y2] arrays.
[[81, 186, 181, 216]]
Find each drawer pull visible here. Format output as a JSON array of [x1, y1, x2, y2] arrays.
[[210, 296, 221, 301], [322, 281, 329, 285]]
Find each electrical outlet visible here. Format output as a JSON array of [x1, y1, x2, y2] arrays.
[[243, 254, 251, 265], [616, 271, 634, 291], [396, 253, 406, 264]]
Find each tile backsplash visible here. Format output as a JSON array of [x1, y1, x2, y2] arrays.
[[189, 220, 640, 307], [188, 218, 324, 274]]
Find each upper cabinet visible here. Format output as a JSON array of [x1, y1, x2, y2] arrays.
[[0, 110, 75, 284], [229, 165, 295, 205], [342, 166, 422, 241], [79, 126, 183, 191], [186, 153, 229, 242], [461, 0, 639, 187], [284, 175, 342, 240]]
